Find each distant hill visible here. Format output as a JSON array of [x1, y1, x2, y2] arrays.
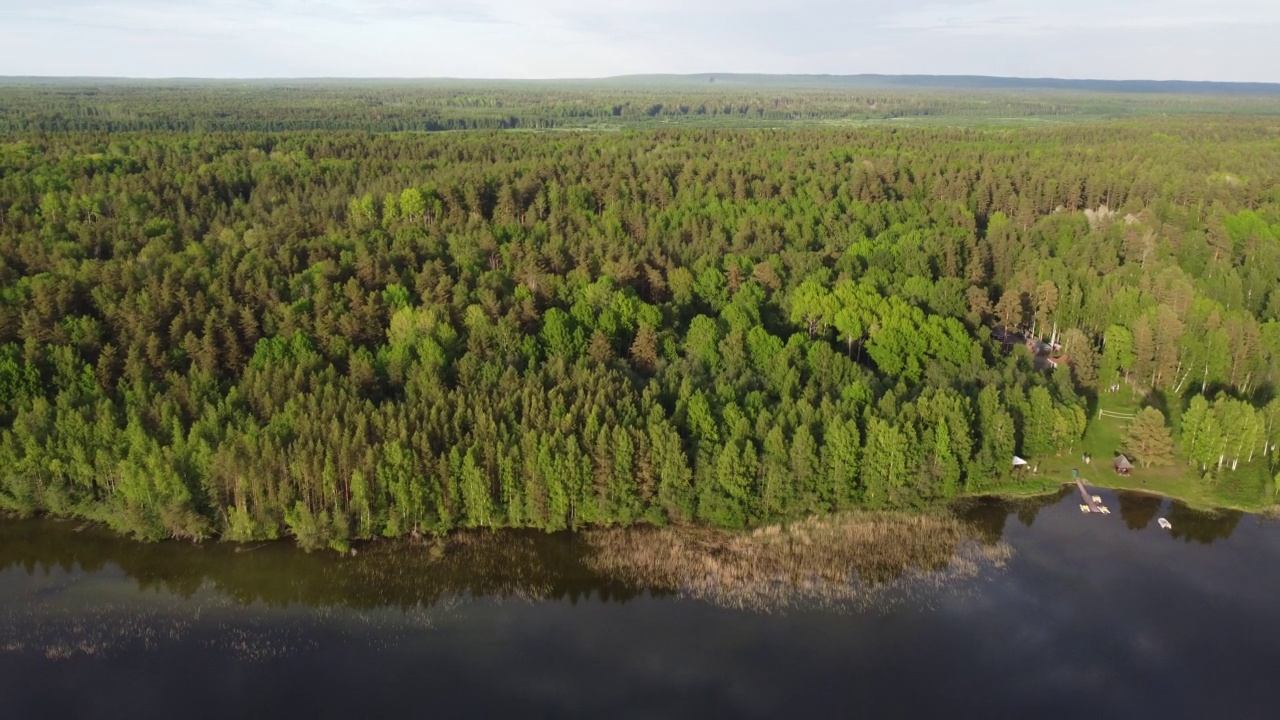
[[593, 73, 1280, 95], [4, 74, 1279, 95]]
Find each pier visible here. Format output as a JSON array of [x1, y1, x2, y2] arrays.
[[1075, 474, 1109, 514]]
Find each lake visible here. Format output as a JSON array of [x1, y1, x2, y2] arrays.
[[1, 487, 1277, 719]]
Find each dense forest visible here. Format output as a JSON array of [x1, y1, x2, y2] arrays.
[[5, 80, 1280, 133], [2, 84, 1279, 549]]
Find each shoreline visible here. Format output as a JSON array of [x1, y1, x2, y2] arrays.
[[963, 478, 1277, 515], [3, 484, 1275, 553]]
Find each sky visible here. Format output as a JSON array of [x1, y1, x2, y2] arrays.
[[0, 0, 1277, 82]]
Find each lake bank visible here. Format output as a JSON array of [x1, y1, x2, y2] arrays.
[[965, 462, 1278, 514], [5, 458, 1273, 557]]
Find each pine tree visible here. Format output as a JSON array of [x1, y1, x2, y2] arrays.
[[994, 289, 1026, 334], [860, 418, 908, 508], [789, 424, 820, 511], [1123, 408, 1175, 467], [628, 323, 659, 374], [973, 386, 1015, 485], [819, 418, 860, 510], [759, 425, 792, 518], [697, 442, 750, 528], [649, 417, 693, 523], [1023, 386, 1054, 458], [587, 330, 615, 365], [608, 426, 640, 523], [1059, 328, 1098, 389]]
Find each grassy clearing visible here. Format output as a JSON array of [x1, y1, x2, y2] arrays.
[[975, 392, 1277, 512]]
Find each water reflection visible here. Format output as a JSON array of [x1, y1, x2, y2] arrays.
[[0, 511, 1022, 619], [954, 486, 1072, 544], [0, 486, 1252, 619], [1117, 492, 1163, 530], [2, 489, 1275, 718], [0, 511, 1022, 662], [0, 521, 654, 611], [1164, 504, 1243, 544], [1107, 490, 1244, 544]]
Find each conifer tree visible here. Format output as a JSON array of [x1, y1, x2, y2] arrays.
[[1123, 408, 1175, 467]]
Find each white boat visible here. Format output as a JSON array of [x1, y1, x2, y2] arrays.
[[1158, 518, 1172, 530]]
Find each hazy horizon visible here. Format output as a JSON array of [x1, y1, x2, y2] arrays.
[[3, 73, 1279, 86], [1, 1, 1277, 83]]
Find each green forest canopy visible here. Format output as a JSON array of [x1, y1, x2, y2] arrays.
[[1, 83, 1279, 549]]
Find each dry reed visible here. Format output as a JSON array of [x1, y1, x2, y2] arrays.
[[584, 511, 1013, 613]]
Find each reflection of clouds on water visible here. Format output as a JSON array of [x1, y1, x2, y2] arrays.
[[0, 511, 1017, 664], [0, 575, 463, 663], [9, 493, 1259, 671], [0, 598, 194, 661], [925, 489, 1280, 717], [2, 493, 1278, 718]]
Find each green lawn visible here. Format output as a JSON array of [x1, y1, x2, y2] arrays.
[[971, 392, 1277, 512]]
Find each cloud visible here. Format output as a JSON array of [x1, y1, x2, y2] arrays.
[[880, 0, 1280, 35], [4, 0, 506, 35], [0, 0, 1277, 80]]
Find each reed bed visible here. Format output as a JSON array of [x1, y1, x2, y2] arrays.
[[584, 511, 1013, 613]]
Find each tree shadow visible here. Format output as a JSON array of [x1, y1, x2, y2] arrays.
[[1250, 381, 1275, 407], [1082, 388, 1101, 422], [1146, 388, 1170, 420]]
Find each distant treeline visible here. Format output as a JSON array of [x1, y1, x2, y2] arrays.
[[1, 113, 1278, 548], [4, 80, 1280, 133]]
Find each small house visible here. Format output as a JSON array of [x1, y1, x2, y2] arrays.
[[1048, 355, 1068, 370], [1113, 454, 1134, 476]]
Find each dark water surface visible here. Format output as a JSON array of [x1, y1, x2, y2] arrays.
[[2, 489, 1277, 719]]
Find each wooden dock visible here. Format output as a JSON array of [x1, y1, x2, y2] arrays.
[[1075, 476, 1108, 514]]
